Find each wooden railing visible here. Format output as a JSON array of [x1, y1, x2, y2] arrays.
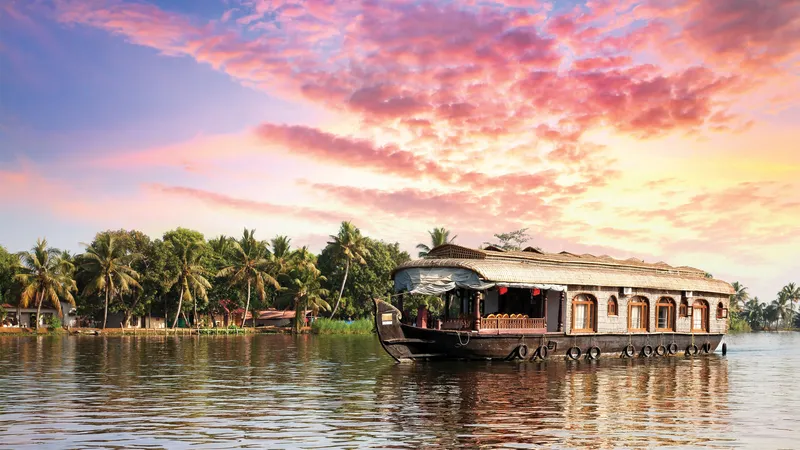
[[441, 319, 473, 330], [480, 317, 546, 330]]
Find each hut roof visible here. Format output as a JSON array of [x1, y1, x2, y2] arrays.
[[393, 244, 733, 295]]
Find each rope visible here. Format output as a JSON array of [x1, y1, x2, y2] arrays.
[[455, 330, 471, 348]]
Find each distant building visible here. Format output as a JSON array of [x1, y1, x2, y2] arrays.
[[1, 302, 77, 328], [104, 312, 167, 329]]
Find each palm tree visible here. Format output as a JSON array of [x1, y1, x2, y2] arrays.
[[729, 281, 749, 312], [327, 221, 370, 318], [765, 301, 779, 331], [279, 252, 330, 333], [416, 227, 457, 257], [79, 233, 141, 329], [217, 229, 279, 327], [743, 297, 765, 330], [775, 291, 794, 329], [169, 237, 212, 329], [781, 283, 800, 320], [15, 239, 76, 330]]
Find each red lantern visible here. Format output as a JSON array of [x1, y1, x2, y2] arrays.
[[499, 287, 508, 295], [532, 288, 541, 296]]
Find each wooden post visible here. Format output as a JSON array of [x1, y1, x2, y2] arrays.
[[474, 291, 482, 331], [558, 290, 566, 332]]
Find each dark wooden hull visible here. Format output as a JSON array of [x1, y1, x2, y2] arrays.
[[374, 299, 724, 362]]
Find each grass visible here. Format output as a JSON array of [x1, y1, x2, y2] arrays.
[[311, 318, 374, 335]]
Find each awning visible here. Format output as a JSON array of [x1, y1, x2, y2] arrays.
[[393, 267, 566, 295]]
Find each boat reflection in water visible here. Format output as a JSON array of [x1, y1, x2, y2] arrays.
[[372, 356, 731, 448]]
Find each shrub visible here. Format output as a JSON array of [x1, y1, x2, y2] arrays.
[[311, 317, 374, 335], [44, 315, 62, 329]]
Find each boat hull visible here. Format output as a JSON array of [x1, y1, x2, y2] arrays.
[[374, 299, 724, 362]]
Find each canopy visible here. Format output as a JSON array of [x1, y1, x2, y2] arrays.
[[393, 267, 566, 296]]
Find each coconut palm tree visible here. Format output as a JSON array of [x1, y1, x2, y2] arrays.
[[169, 237, 212, 329], [781, 283, 800, 319], [278, 253, 330, 333], [217, 229, 279, 327], [775, 291, 794, 329], [327, 221, 370, 318], [15, 239, 76, 330], [79, 233, 141, 329], [729, 281, 749, 312], [743, 297, 765, 330], [416, 227, 457, 257]]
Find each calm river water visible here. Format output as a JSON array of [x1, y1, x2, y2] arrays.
[[1, 332, 799, 449]]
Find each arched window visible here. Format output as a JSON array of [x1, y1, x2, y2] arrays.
[[628, 296, 649, 332], [679, 299, 689, 317], [717, 302, 728, 319], [692, 300, 709, 332], [607, 296, 618, 316], [572, 294, 597, 333], [656, 298, 675, 331]]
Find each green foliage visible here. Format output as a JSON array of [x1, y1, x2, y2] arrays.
[[44, 314, 62, 329], [311, 318, 373, 334], [318, 237, 409, 319], [416, 227, 457, 257], [0, 303, 6, 322], [728, 312, 751, 332], [483, 228, 537, 251], [275, 247, 331, 332], [15, 238, 77, 318], [0, 245, 19, 305]]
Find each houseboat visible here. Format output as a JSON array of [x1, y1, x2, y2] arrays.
[[374, 244, 733, 362]]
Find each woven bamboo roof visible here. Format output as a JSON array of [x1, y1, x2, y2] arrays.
[[394, 244, 733, 295]]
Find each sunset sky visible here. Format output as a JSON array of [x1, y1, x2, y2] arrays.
[[1, 0, 798, 300]]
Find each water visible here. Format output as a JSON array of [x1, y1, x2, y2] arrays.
[[0, 333, 798, 449]]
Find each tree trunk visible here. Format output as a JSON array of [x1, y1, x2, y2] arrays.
[[242, 279, 251, 328], [330, 259, 350, 318], [102, 280, 110, 329], [35, 290, 45, 332], [194, 297, 198, 330], [172, 286, 185, 329]]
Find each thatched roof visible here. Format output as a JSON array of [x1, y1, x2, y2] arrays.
[[393, 244, 733, 295]]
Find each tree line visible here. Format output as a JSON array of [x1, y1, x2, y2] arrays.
[[0, 222, 412, 331], [729, 282, 800, 331]]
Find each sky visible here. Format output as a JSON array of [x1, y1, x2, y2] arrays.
[[1, 0, 798, 300]]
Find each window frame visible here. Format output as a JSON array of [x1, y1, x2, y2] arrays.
[[607, 296, 618, 317], [656, 297, 675, 332], [571, 294, 597, 333], [679, 299, 689, 317], [627, 296, 649, 332], [692, 299, 709, 333], [716, 302, 728, 319]]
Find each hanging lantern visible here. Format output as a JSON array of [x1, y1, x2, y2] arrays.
[[498, 287, 508, 295], [532, 288, 541, 296]]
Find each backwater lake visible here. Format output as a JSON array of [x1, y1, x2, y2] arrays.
[[1, 332, 799, 449]]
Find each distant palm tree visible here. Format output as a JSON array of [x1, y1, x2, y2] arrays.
[[169, 238, 211, 329], [15, 239, 76, 330], [416, 227, 457, 257], [743, 297, 765, 330], [271, 235, 294, 276], [79, 233, 140, 329], [280, 250, 330, 332], [775, 291, 794, 329], [327, 221, 370, 318], [729, 281, 749, 312], [217, 229, 279, 327], [765, 301, 779, 331], [781, 283, 800, 319]]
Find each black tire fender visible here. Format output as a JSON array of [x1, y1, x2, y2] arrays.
[[655, 345, 667, 357], [667, 343, 678, 355], [587, 346, 601, 360], [517, 344, 529, 359], [686, 344, 699, 356], [535, 345, 549, 360], [641, 345, 654, 357], [567, 346, 581, 360], [623, 345, 635, 358]]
